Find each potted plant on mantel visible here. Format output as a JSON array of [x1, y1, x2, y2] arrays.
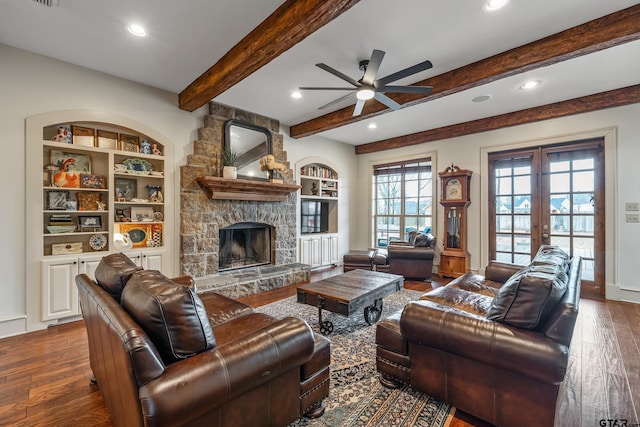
[[222, 148, 238, 179]]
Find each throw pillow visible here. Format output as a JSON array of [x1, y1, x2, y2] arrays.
[[413, 232, 432, 247], [94, 253, 142, 302], [487, 262, 568, 330], [121, 270, 216, 364]]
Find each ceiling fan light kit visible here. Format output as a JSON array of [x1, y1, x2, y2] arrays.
[[299, 49, 434, 116]]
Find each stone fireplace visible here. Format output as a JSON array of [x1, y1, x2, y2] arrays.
[[180, 102, 309, 298]]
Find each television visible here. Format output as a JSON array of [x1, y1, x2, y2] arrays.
[[300, 200, 329, 234]]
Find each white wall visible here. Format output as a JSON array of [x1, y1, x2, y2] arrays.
[[354, 103, 640, 303], [0, 44, 203, 337], [282, 128, 358, 258]]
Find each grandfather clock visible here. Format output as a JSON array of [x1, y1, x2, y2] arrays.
[[439, 164, 472, 278]]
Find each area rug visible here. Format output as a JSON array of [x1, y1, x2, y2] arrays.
[[256, 289, 455, 427]]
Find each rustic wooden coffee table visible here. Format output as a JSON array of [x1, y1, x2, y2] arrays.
[[296, 269, 404, 335]]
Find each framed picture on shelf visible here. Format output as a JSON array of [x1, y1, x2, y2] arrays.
[[118, 223, 161, 248], [115, 178, 136, 201], [131, 206, 154, 222], [97, 130, 118, 149], [71, 125, 96, 147], [80, 174, 106, 189], [46, 190, 68, 210], [120, 134, 140, 153], [50, 150, 91, 188], [78, 215, 102, 231], [76, 192, 102, 211]]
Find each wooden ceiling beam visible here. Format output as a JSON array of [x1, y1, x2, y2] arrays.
[[178, 0, 362, 112], [355, 84, 640, 155], [290, 4, 640, 139]]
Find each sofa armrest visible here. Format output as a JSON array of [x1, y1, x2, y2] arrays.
[[483, 261, 524, 284], [138, 316, 315, 427], [400, 300, 569, 384], [170, 275, 195, 289]]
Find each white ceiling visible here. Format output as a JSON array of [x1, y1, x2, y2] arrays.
[[1, 0, 639, 146]]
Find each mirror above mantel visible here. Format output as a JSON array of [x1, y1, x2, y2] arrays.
[[225, 119, 272, 180]]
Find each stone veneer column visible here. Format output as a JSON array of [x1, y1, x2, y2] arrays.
[[180, 102, 299, 283]]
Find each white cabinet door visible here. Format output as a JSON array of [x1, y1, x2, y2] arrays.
[[325, 234, 339, 265], [142, 250, 164, 271], [300, 236, 322, 268], [79, 254, 105, 281], [41, 258, 79, 321]]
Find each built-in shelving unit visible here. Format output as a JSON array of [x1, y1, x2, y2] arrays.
[[298, 163, 339, 268], [26, 111, 173, 328]]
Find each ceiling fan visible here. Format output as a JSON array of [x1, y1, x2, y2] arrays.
[[299, 49, 434, 116]]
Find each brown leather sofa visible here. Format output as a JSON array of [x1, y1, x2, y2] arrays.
[[376, 246, 581, 427], [386, 231, 436, 281], [76, 253, 330, 427]]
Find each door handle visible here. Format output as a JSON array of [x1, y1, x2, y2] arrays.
[[542, 233, 549, 240]]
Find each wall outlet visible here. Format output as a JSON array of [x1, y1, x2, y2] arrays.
[[626, 213, 640, 223], [625, 202, 640, 211]]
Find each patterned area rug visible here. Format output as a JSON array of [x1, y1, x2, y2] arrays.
[[256, 289, 455, 427]]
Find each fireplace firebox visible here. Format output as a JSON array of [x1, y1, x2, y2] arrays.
[[219, 222, 272, 271]]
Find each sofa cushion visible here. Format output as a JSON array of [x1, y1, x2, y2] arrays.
[[94, 253, 142, 302], [121, 270, 216, 364], [487, 262, 568, 330]]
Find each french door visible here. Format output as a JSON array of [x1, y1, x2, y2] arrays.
[[489, 139, 604, 298]]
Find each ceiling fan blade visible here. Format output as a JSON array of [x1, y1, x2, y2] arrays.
[[374, 92, 402, 110], [318, 92, 356, 110], [353, 98, 366, 116], [375, 60, 433, 87], [362, 49, 385, 86], [299, 87, 356, 91], [316, 63, 360, 87], [376, 85, 433, 95]]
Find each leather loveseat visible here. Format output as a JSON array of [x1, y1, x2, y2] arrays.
[[76, 253, 330, 427], [386, 231, 436, 281], [375, 245, 581, 427]]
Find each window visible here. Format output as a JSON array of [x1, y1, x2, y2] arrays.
[[373, 158, 433, 247]]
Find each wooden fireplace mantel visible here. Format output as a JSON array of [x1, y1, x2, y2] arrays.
[[198, 176, 301, 202]]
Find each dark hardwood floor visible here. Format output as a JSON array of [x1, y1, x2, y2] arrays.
[[0, 267, 638, 426]]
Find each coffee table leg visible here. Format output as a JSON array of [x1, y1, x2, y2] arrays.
[[316, 297, 334, 335], [364, 298, 384, 325]]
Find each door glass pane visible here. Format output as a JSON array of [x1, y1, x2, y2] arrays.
[[573, 171, 594, 192], [573, 158, 594, 170], [496, 215, 512, 233], [496, 196, 512, 213], [496, 252, 512, 263], [514, 195, 531, 214], [496, 234, 512, 252], [574, 194, 594, 213], [552, 215, 570, 234], [513, 176, 530, 194], [496, 177, 512, 195], [550, 161, 570, 172], [514, 216, 531, 233], [549, 236, 570, 254], [582, 259, 595, 281], [573, 216, 594, 235], [513, 253, 531, 265], [573, 237, 594, 260], [550, 173, 570, 192], [550, 194, 570, 213], [514, 235, 531, 255]]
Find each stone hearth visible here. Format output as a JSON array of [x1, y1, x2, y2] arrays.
[[180, 102, 309, 298]]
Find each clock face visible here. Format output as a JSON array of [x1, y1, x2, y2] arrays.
[[445, 179, 462, 200], [89, 233, 107, 251]]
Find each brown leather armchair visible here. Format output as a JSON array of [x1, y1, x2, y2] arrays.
[[386, 232, 435, 281], [376, 246, 581, 427], [77, 254, 330, 427]]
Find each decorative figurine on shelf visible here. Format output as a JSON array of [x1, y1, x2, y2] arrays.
[[51, 125, 71, 144], [260, 154, 286, 183], [151, 143, 162, 156], [140, 139, 152, 154], [311, 182, 319, 195], [147, 185, 164, 203]]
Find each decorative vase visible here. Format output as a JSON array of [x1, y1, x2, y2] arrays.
[[223, 166, 237, 179]]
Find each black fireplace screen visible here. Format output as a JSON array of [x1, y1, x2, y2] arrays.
[[219, 222, 272, 271]]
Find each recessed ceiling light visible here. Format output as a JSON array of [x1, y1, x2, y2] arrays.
[[484, 0, 510, 12], [368, 123, 377, 129], [520, 79, 542, 90], [472, 95, 492, 103], [125, 24, 147, 37], [290, 91, 302, 99]]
